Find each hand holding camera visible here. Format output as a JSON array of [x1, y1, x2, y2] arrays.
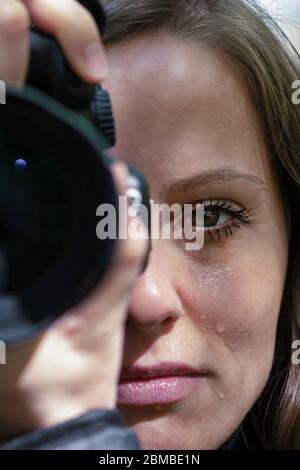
[[0, 0, 149, 440]]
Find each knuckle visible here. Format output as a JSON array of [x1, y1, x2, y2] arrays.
[[45, 1, 100, 43], [0, 1, 29, 36], [67, 1, 100, 39]]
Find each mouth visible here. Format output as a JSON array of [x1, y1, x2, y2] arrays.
[[117, 362, 205, 406]]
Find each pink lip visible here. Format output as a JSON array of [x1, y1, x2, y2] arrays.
[[118, 362, 205, 406]]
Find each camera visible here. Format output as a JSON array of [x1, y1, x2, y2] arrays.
[[0, 0, 150, 345]]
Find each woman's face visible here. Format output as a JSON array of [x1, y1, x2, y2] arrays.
[[103, 32, 288, 450]]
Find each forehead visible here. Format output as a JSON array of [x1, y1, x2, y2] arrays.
[[104, 32, 271, 191]]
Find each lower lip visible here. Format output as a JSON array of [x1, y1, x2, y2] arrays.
[[117, 376, 201, 406]]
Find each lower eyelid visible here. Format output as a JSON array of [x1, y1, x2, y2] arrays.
[[205, 221, 231, 231], [206, 218, 252, 238]]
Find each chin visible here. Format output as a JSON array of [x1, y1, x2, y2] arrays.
[[118, 404, 227, 450]]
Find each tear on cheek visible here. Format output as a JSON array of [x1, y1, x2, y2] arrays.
[[212, 297, 279, 359]]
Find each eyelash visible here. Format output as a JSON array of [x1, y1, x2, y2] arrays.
[[192, 199, 254, 242]]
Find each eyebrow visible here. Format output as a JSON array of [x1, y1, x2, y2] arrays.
[[161, 167, 267, 196]]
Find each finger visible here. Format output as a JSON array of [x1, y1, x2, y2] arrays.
[[22, 0, 108, 82], [101, 162, 149, 300], [80, 162, 148, 308], [0, 0, 30, 85], [110, 160, 129, 198], [57, 163, 148, 328]]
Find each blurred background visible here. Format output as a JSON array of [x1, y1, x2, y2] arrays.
[[259, 0, 300, 52]]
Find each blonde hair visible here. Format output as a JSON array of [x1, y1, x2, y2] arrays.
[[102, 0, 300, 448]]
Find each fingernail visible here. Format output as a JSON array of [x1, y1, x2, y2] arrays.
[[84, 41, 108, 81]]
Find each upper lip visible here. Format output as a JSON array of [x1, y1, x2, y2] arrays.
[[119, 362, 204, 380]]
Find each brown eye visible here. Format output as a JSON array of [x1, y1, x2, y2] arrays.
[[190, 200, 254, 243], [204, 207, 220, 228], [192, 206, 221, 228], [192, 205, 232, 229]]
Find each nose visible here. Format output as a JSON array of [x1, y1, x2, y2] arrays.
[[127, 243, 184, 333]]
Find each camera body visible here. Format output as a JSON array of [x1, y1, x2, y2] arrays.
[[0, 0, 150, 345]]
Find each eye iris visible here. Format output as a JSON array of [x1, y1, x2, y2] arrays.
[[204, 207, 219, 227]]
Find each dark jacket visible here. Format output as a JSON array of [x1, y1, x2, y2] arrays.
[[0, 410, 140, 450]]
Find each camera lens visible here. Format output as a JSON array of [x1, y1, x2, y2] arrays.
[[0, 85, 118, 344], [0, 134, 67, 293]]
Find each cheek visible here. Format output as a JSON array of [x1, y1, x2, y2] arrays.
[[177, 251, 285, 388]]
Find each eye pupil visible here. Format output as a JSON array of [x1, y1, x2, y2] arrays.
[[204, 207, 219, 227]]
